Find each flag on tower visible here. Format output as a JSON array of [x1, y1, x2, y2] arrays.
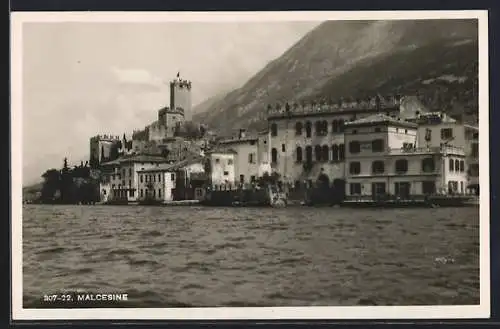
[[176, 72, 180, 78]]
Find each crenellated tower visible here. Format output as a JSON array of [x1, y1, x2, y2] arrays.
[[169, 72, 192, 121]]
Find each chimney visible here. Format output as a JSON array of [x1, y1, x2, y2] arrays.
[[238, 129, 246, 139]]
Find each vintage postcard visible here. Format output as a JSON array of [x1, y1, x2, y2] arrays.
[[11, 10, 490, 321]]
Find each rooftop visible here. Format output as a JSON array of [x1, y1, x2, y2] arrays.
[[101, 154, 168, 166], [267, 95, 402, 119], [344, 113, 418, 128], [137, 155, 204, 173]]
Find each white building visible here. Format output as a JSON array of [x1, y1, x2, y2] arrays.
[[205, 149, 237, 187], [343, 114, 468, 199], [136, 157, 205, 202], [99, 155, 170, 202]]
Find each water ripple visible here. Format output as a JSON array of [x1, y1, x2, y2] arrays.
[[22, 205, 480, 307]]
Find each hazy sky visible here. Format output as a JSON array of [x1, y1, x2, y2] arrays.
[[21, 21, 320, 185]]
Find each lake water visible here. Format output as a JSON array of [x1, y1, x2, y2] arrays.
[[22, 205, 480, 307]]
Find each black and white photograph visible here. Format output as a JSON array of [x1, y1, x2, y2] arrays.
[[11, 10, 489, 320]]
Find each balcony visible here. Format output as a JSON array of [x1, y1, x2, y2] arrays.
[[389, 145, 465, 156]]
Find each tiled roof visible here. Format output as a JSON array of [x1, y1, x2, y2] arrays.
[[137, 156, 204, 173], [344, 113, 417, 128]]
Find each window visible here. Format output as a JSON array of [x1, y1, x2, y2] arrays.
[[372, 160, 385, 174], [223, 171, 229, 176], [282, 144, 286, 152], [153, 189, 156, 197], [140, 175, 143, 183], [449, 158, 454, 171], [350, 183, 361, 195], [171, 173, 175, 181], [130, 190, 135, 197], [372, 139, 384, 152], [248, 153, 255, 164], [455, 159, 460, 172], [395, 182, 411, 198], [441, 128, 453, 140], [305, 146, 313, 163], [332, 120, 339, 133], [422, 158, 435, 172], [158, 174, 161, 182], [331, 144, 339, 161], [374, 127, 381, 133], [129, 180, 131, 187], [153, 175, 156, 182], [338, 119, 344, 132], [305, 121, 312, 138], [129, 168, 132, 176], [122, 180, 125, 186], [351, 129, 358, 134], [102, 189, 107, 195], [321, 145, 329, 162], [251, 176, 256, 183], [271, 123, 278, 137], [122, 169, 126, 177], [158, 189, 162, 198], [271, 148, 278, 163], [315, 121, 322, 136], [424, 128, 432, 142], [117, 174, 121, 180], [240, 175, 245, 183], [140, 189, 143, 198], [471, 143, 479, 158], [296, 147, 303, 162], [228, 159, 233, 165], [395, 159, 408, 173], [349, 141, 360, 154], [404, 129, 408, 134], [372, 182, 386, 196], [349, 162, 361, 175], [215, 158, 220, 164], [422, 181, 436, 195], [295, 122, 303, 136], [339, 144, 345, 160], [314, 145, 322, 161]]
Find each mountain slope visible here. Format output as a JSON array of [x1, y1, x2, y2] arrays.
[[193, 19, 478, 133]]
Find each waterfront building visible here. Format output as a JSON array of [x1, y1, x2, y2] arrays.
[[99, 155, 170, 202], [409, 112, 479, 193], [266, 96, 406, 187], [343, 114, 468, 199], [205, 149, 237, 187], [136, 156, 205, 202], [218, 129, 261, 184]]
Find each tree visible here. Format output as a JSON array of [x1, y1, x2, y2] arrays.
[[40, 169, 61, 202]]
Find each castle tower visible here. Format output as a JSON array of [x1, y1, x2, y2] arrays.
[[170, 72, 192, 121]]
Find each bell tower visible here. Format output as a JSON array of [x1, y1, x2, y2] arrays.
[[170, 72, 193, 121]]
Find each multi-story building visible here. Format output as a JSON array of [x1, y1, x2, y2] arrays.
[[266, 96, 405, 186], [136, 157, 205, 202], [99, 155, 170, 202], [343, 113, 468, 199], [409, 112, 479, 193], [205, 149, 236, 187], [218, 129, 261, 184]]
